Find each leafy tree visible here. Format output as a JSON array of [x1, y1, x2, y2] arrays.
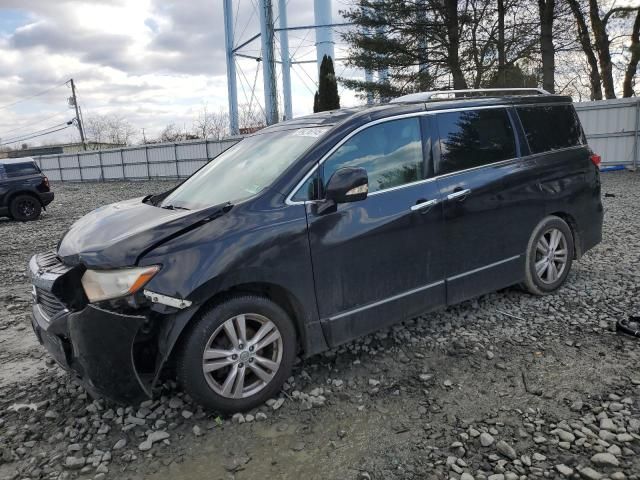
[[314, 55, 341, 112]]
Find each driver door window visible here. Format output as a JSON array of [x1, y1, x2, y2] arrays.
[[322, 118, 425, 193]]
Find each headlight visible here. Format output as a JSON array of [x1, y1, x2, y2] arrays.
[[81, 266, 160, 303]]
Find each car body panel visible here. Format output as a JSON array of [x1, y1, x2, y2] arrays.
[[308, 179, 447, 346], [57, 197, 229, 268]]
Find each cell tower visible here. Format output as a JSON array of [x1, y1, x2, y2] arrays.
[[223, 0, 340, 135]]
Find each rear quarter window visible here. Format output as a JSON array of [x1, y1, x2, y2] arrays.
[[516, 105, 584, 154], [3, 161, 41, 177]]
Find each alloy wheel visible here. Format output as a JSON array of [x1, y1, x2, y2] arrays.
[[534, 227, 568, 284], [19, 199, 36, 218], [201, 313, 283, 399]]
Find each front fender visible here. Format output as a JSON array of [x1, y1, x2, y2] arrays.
[[141, 197, 327, 366]]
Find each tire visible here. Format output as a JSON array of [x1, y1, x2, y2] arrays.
[[9, 194, 41, 221], [523, 216, 575, 295], [177, 295, 297, 412]]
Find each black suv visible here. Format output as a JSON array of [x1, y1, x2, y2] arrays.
[[29, 89, 603, 412], [0, 157, 54, 221]]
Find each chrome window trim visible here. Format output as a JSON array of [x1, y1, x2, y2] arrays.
[[434, 156, 520, 181], [519, 144, 586, 162], [285, 105, 512, 205]]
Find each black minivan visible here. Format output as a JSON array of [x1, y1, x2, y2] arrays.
[[29, 89, 603, 412]]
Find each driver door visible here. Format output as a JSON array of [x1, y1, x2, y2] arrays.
[[304, 116, 446, 347]]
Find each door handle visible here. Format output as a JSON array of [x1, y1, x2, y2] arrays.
[[447, 188, 471, 201], [410, 198, 439, 212]]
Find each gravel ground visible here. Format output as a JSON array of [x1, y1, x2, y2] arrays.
[[1, 172, 640, 480]]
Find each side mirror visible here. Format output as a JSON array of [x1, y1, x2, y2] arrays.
[[325, 167, 369, 204]]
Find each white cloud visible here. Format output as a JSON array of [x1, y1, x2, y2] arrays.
[[0, 0, 364, 147]]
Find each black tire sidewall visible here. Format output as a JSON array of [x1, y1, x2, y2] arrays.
[[525, 217, 574, 294], [10, 195, 41, 221], [177, 295, 297, 413]]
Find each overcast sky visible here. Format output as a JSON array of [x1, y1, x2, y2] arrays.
[[0, 0, 361, 147]]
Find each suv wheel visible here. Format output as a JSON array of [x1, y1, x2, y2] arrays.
[[177, 295, 296, 412], [10, 194, 42, 221], [523, 216, 574, 295]]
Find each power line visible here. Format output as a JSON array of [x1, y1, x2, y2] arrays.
[[0, 121, 74, 145], [0, 81, 68, 112], [0, 125, 74, 147], [0, 111, 69, 138]]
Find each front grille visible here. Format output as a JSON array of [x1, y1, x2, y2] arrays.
[[36, 251, 71, 275], [36, 287, 66, 319]]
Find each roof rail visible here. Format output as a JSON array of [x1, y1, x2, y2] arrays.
[[390, 88, 550, 103]]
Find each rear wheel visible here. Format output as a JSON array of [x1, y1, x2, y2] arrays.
[[523, 216, 574, 295], [177, 295, 296, 412], [9, 194, 41, 221]]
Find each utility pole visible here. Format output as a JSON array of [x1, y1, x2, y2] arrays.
[[258, 0, 279, 126], [69, 78, 87, 150]]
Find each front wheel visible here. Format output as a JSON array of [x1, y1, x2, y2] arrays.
[[523, 216, 574, 296], [177, 295, 297, 412]]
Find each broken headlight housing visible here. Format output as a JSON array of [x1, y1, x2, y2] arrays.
[[81, 266, 160, 303]]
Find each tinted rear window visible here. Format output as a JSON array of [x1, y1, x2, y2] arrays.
[[3, 162, 40, 177], [517, 105, 583, 154], [436, 108, 516, 175]]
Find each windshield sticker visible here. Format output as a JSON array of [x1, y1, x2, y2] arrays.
[[293, 127, 329, 138]]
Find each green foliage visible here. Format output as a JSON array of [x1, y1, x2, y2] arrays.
[[341, 0, 542, 100], [314, 55, 341, 113]]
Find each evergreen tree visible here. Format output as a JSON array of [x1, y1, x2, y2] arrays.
[[314, 55, 341, 112], [341, 1, 542, 100]]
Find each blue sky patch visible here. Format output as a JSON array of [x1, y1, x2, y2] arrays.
[[0, 9, 30, 35]]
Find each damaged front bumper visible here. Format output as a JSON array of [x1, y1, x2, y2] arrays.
[[28, 252, 186, 405], [31, 300, 150, 404]]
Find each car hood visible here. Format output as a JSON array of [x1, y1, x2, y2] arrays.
[[57, 196, 228, 268]]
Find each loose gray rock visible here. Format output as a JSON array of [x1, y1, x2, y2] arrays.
[[556, 464, 574, 477], [579, 467, 603, 480], [480, 432, 495, 447], [112, 439, 127, 450], [496, 440, 517, 460], [591, 452, 619, 467], [64, 457, 86, 470]]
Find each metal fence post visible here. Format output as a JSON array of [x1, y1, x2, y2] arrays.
[[98, 151, 104, 181], [120, 149, 126, 180], [77, 154, 83, 181], [174, 143, 179, 179], [57, 155, 63, 182], [145, 146, 150, 180], [634, 99, 639, 171]]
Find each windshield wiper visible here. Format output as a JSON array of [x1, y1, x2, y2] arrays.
[[161, 204, 190, 211]]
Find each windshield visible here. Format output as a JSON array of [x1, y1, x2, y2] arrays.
[[160, 127, 329, 210]]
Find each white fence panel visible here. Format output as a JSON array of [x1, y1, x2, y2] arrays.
[[34, 138, 240, 182], [575, 98, 639, 167]]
